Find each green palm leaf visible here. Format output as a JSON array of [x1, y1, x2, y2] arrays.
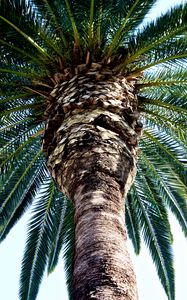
[[143, 129, 187, 183], [0, 145, 44, 240], [132, 175, 174, 300], [0, 163, 47, 241], [126, 193, 141, 254], [137, 67, 187, 89], [124, 4, 187, 65], [47, 196, 68, 274], [62, 200, 75, 299], [106, 0, 158, 58], [19, 178, 56, 300], [139, 150, 187, 236]]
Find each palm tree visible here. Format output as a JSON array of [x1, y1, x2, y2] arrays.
[[0, 0, 186, 299]]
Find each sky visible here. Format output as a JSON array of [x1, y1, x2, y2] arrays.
[[0, 0, 186, 299]]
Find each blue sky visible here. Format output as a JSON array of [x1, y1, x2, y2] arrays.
[[0, 0, 186, 299]]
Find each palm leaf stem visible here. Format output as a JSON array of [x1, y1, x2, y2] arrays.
[[0, 93, 34, 104], [42, 0, 68, 47], [0, 103, 43, 117], [133, 185, 173, 300], [125, 27, 186, 65], [125, 53, 187, 75], [0, 68, 40, 79], [0, 39, 44, 66], [64, 0, 79, 45], [0, 149, 42, 213], [143, 130, 185, 169], [106, 0, 141, 58], [37, 28, 65, 59], [0, 162, 45, 239], [137, 80, 187, 89], [88, 0, 95, 44], [140, 99, 187, 114], [141, 108, 185, 128], [0, 117, 31, 131], [96, 2, 102, 46], [140, 173, 166, 218], [140, 152, 187, 233], [25, 87, 49, 98], [26, 181, 55, 299], [30, 128, 44, 138], [0, 15, 51, 59], [0, 138, 33, 170]]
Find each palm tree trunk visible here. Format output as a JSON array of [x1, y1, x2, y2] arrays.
[[71, 157, 138, 299], [45, 67, 141, 299], [48, 122, 138, 299]]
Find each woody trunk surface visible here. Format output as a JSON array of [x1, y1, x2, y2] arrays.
[[44, 64, 141, 299]]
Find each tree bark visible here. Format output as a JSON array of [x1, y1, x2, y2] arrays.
[[45, 67, 140, 299], [71, 160, 138, 299], [48, 119, 138, 299]]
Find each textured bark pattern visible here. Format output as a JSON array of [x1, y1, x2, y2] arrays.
[[71, 162, 138, 299], [43, 63, 142, 160], [44, 64, 141, 299], [47, 128, 138, 299]]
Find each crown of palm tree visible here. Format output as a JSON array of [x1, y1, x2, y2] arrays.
[[0, 1, 186, 300]]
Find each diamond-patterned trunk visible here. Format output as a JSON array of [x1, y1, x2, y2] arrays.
[[43, 65, 141, 299]]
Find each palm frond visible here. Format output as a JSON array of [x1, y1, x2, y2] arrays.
[[0, 144, 43, 239], [0, 162, 47, 241], [124, 3, 187, 66], [146, 121, 186, 157], [143, 129, 187, 182], [129, 44, 186, 74], [138, 149, 187, 236], [132, 175, 174, 300], [64, 0, 80, 45], [62, 200, 75, 300], [126, 193, 141, 254], [0, 67, 39, 79], [31, 0, 68, 47], [106, 0, 158, 58], [0, 0, 66, 73], [137, 67, 187, 89], [19, 178, 56, 300], [139, 89, 187, 144], [0, 121, 42, 163], [0, 15, 49, 59], [0, 39, 44, 66], [139, 83, 187, 109], [47, 195, 68, 274]]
